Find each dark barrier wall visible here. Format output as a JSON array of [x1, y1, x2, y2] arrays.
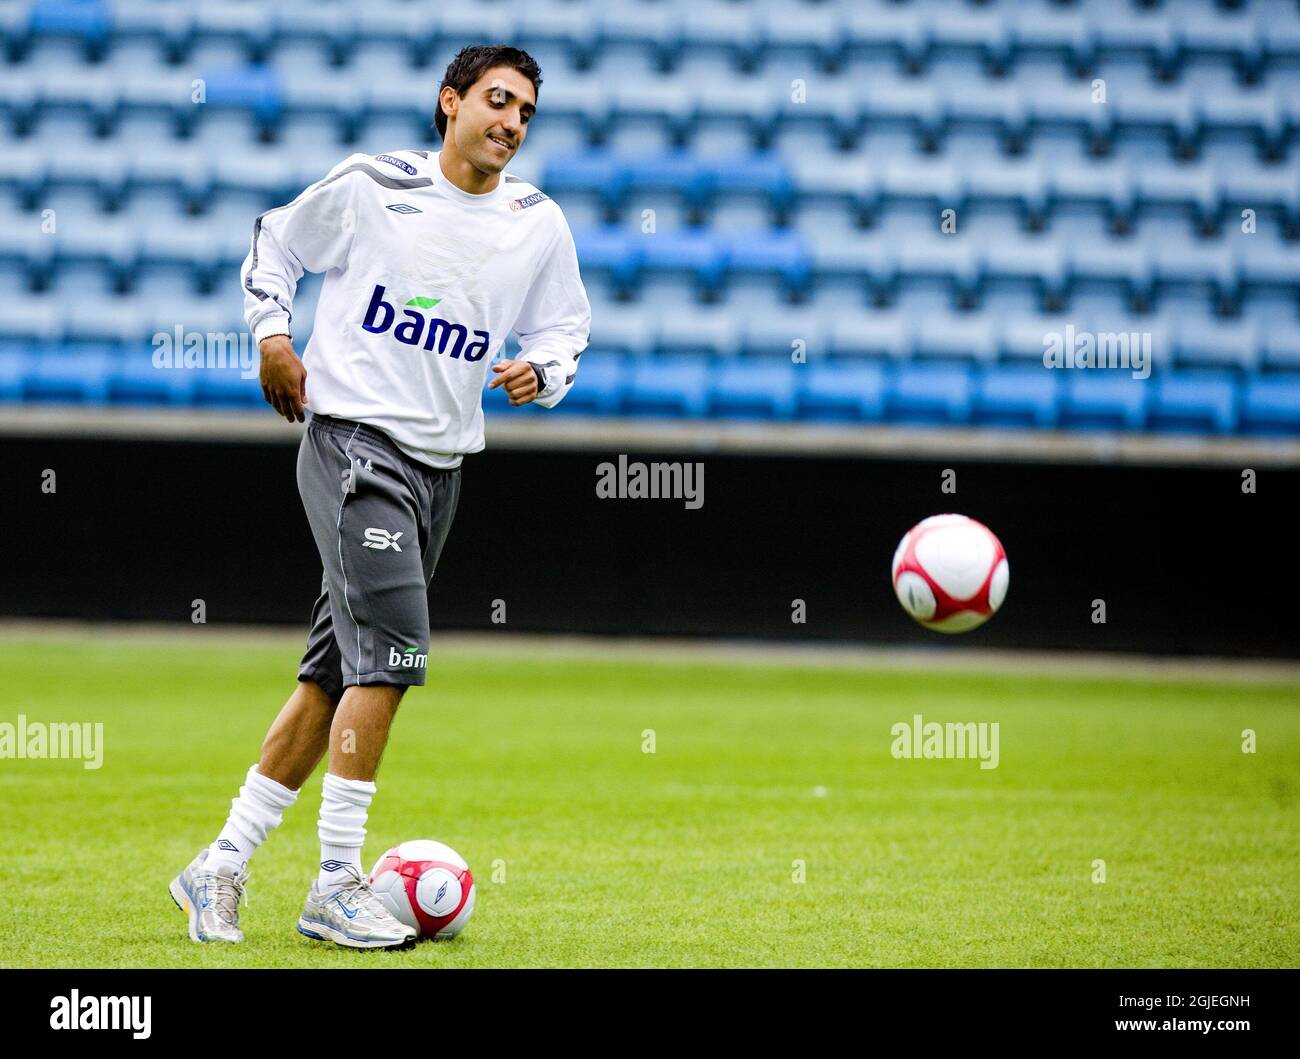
[[1, 431, 1295, 658]]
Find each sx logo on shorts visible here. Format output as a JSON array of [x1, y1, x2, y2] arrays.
[[362, 528, 403, 552]]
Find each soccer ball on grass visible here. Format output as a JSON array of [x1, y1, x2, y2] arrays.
[[368, 840, 475, 940]]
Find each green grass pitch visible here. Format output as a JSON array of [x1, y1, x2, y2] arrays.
[[0, 634, 1296, 968]]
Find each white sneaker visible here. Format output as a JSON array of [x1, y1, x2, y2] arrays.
[[297, 864, 417, 950], [169, 848, 248, 943]]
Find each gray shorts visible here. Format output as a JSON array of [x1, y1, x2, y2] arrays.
[[296, 413, 462, 699]]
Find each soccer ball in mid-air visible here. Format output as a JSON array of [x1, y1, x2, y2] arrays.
[[368, 840, 475, 940], [891, 514, 1009, 633]]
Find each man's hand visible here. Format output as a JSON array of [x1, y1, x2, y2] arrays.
[[259, 335, 308, 422], [488, 359, 540, 406]]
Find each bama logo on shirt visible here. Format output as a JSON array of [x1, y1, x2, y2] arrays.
[[361, 285, 490, 361]]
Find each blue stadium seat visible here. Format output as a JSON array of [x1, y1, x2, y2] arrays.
[[890, 363, 974, 425], [0, 298, 64, 343], [1262, 331, 1300, 372], [845, 7, 930, 70], [966, 159, 1050, 226], [914, 315, 998, 363], [723, 229, 811, 296], [1069, 241, 1156, 308], [1148, 371, 1238, 434], [66, 296, 148, 344], [779, 72, 866, 147], [1181, 8, 1265, 80], [1014, 7, 1097, 73], [898, 238, 982, 306], [1173, 317, 1260, 371], [24, 342, 113, 403], [611, 78, 695, 143], [1240, 375, 1300, 435], [710, 359, 797, 419], [639, 228, 727, 296], [739, 305, 828, 360], [1092, 10, 1179, 74], [973, 365, 1059, 428], [655, 305, 738, 358], [1059, 373, 1150, 431], [798, 360, 887, 422], [112, 0, 197, 59], [544, 154, 629, 212], [27, 0, 111, 55], [1029, 83, 1115, 150], [194, 1, 276, 63], [620, 152, 711, 207], [758, 4, 846, 71], [625, 355, 710, 418], [198, 65, 281, 124], [552, 352, 622, 415], [573, 226, 640, 291], [695, 77, 779, 147], [109, 344, 198, 405], [1114, 86, 1200, 156], [1155, 243, 1241, 310], [0, 350, 24, 401], [192, 364, 264, 408], [1053, 160, 1135, 230], [827, 310, 912, 361], [704, 153, 794, 214]]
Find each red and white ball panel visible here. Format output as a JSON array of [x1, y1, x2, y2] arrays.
[[368, 840, 476, 940], [891, 514, 1009, 633]]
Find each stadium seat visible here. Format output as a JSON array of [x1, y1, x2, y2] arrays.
[[972, 365, 1060, 428], [709, 359, 798, 419], [198, 65, 282, 125], [552, 351, 623, 415], [109, 344, 198, 406], [639, 228, 727, 297], [797, 360, 887, 422], [192, 363, 264, 408], [723, 229, 811, 297], [1240, 375, 1300, 435], [655, 305, 738, 359], [26, 0, 111, 57], [23, 342, 113, 403], [889, 363, 974, 425], [625, 355, 710, 418], [1059, 372, 1150, 431], [545, 154, 629, 212], [1148, 370, 1238, 434], [1173, 317, 1260, 371], [0, 349, 24, 401]]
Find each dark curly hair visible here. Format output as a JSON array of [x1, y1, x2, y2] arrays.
[[434, 45, 542, 140]]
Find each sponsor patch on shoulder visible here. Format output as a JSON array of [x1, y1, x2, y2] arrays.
[[509, 191, 550, 212], [375, 154, 417, 176]]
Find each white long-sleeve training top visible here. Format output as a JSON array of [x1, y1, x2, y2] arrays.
[[241, 148, 592, 469]]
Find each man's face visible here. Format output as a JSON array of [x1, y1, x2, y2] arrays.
[[442, 66, 535, 173]]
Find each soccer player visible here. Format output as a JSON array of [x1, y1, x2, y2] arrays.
[[169, 45, 590, 948]]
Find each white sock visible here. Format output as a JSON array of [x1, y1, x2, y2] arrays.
[[317, 772, 376, 889], [207, 764, 299, 875]]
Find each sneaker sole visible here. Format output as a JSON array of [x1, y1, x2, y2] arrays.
[[297, 916, 416, 950]]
